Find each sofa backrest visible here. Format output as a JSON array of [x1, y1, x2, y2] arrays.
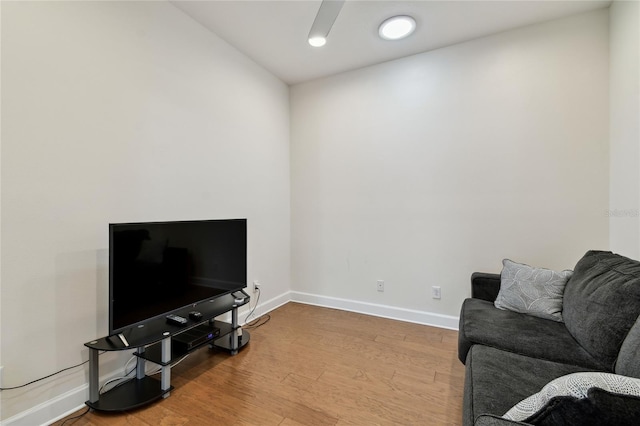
[[616, 314, 640, 378], [563, 251, 640, 371]]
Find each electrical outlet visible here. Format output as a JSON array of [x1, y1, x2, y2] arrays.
[[377, 280, 384, 292], [253, 280, 261, 292], [432, 286, 442, 299]]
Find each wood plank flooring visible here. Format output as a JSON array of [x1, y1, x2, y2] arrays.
[[52, 302, 465, 425]]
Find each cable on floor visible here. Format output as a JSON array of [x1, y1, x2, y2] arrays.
[[0, 354, 104, 392]]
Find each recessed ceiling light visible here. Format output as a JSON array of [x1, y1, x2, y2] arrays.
[[308, 36, 327, 47], [378, 15, 416, 41]]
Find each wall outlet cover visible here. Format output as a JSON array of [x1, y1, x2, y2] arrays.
[[432, 286, 442, 299]]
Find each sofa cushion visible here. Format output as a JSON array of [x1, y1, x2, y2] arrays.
[[463, 345, 593, 426], [562, 251, 640, 370], [616, 314, 640, 378], [503, 372, 640, 421], [495, 259, 572, 322], [459, 298, 604, 369]]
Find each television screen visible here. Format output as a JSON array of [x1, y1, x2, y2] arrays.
[[109, 219, 247, 335]]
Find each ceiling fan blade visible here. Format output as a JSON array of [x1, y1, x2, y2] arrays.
[[308, 0, 345, 41]]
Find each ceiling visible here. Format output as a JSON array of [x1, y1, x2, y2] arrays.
[[170, 0, 611, 85]]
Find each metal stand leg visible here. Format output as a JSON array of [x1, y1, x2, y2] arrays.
[[88, 348, 99, 403], [161, 336, 171, 397], [135, 347, 146, 379], [231, 307, 239, 355]]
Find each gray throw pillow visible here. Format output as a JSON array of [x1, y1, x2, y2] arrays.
[[495, 259, 572, 322]]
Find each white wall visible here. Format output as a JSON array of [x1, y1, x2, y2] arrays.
[[291, 10, 610, 319], [1, 1, 289, 422], [609, 0, 640, 258]]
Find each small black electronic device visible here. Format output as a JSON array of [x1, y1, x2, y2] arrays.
[[172, 324, 221, 352], [189, 311, 202, 320], [233, 290, 248, 304], [166, 314, 188, 326]]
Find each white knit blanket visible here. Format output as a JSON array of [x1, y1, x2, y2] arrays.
[[503, 372, 640, 421]]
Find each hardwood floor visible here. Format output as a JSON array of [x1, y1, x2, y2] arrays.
[[53, 302, 465, 425]]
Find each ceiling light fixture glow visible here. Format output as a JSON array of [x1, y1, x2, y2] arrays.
[[307, 0, 345, 47], [308, 36, 327, 47], [378, 15, 416, 40]]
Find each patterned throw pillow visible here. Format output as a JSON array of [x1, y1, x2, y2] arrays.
[[494, 259, 572, 322], [503, 372, 640, 421]]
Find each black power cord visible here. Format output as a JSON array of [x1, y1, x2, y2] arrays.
[[0, 356, 100, 392], [242, 287, 271, 330], [60, 406, 91, 425], [244, 314, 271, 329]]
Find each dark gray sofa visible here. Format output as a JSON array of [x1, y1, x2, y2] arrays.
[[458, 251, 640, 425]]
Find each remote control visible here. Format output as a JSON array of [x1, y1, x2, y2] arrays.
[[166, 314, 188, 325], [118, 333, 130, 347], [189, 311, 202, 320]]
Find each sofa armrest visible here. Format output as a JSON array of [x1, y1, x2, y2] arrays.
[[475, 414, 530, 426], [471, 272, 501, 302]]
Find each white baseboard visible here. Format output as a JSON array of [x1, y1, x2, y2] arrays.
[[290, 291, 460, 330], [3, 384, 88, 426], [3, 290, 456, 425]]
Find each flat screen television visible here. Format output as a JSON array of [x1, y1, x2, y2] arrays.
[[109, 219, 247, 335]]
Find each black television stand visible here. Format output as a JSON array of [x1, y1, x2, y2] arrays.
[[84, 292, 250, 412]]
